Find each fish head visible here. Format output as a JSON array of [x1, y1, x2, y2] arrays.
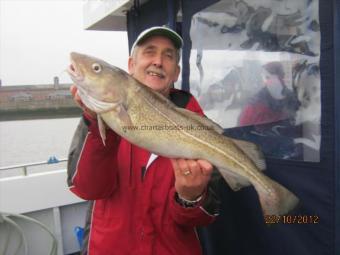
[[67, 52, 129, 113]]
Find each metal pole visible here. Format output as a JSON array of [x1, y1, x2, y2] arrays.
[[167, 0, 176, 30], [334, 0, 340, 253]]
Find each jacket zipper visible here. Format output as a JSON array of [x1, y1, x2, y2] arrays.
[[141, 166, 146, 181]]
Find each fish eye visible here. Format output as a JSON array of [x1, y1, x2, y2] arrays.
[[92, 63, 102, 73]]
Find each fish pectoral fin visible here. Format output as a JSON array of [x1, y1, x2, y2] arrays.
[[102, 104, 133, 132], [230, 138, 266, 171], [175, 107, 224, 134], [98, 116, 107, 146], [218, 167, 251, 191], [115, 104, 133, 127]]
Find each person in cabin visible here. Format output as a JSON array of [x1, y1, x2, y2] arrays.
[[237, 61, 301, 159]]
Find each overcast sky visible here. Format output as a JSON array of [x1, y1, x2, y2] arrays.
[[0, 0, 129, 86]]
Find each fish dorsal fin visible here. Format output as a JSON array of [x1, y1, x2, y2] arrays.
[[175, 107, 224, 134], [135, 81, 177, 109], [230, 138, 266, 171]]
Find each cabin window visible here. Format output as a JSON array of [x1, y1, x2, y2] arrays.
[[186, 0, 321, 161]]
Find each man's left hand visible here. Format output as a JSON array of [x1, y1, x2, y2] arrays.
[[170, 158, 213, 201]]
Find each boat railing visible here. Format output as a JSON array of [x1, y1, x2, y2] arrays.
[[0, 157, 68, 176], [0, 156, 85, 255]]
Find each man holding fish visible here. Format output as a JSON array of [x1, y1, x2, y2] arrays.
[[67, 26, 221, 255]]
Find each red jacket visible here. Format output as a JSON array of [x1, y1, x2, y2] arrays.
[[68, 89, 219, 255]]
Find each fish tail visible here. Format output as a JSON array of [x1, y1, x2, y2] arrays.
[[254, 176, 299, 216]]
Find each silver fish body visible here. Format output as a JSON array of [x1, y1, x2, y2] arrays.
[[68, 52, 299, 216]]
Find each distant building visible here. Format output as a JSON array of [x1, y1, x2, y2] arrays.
[[0, 83, 76, 111], [10, 92, 33, 102]]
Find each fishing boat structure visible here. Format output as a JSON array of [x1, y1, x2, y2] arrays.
[[1, 1, 339, 255], [0, 159, 87, 255]]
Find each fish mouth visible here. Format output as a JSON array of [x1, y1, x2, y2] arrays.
[[67, 59, 84, 82]]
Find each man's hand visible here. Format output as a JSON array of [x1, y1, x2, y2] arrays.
[[171, 158, 213, 201], [70, 85, 96, 119]]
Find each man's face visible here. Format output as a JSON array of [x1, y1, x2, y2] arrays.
[[128, 36, 180, 96]]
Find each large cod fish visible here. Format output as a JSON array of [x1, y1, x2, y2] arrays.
[[67, 52, 299, 216]]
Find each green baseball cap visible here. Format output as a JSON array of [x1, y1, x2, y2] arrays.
[[131, 26, 183, 54]]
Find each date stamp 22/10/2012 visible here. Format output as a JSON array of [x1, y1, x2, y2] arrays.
[[264, 215, 320, 224]]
